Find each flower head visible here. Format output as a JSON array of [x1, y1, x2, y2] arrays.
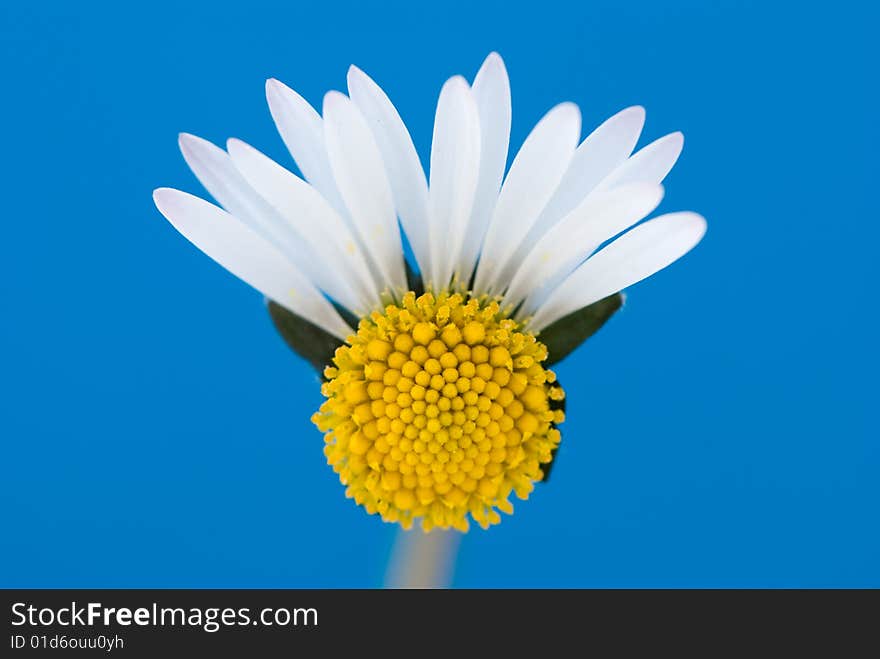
[[314, 291, 564, 531], [153, 53, 706, 531]]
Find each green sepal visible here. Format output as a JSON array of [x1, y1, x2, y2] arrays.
[[331, 301, 360, 330], [539, 293, 623, 366], [537, 294, 622, 481], [267, 301, 345, 375], [540, 378, 566, 483], [404, 259, 425, 297]]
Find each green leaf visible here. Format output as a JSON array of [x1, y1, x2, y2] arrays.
[[539, 293, 623, 366], [267, 301, 345, 375]]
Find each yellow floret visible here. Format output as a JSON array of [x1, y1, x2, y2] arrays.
[[311, 291, 564, 532]]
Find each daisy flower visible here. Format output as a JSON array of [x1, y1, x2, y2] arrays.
[[153, 52, 706, 533]]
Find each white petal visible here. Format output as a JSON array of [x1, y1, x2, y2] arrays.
[[226, 138, 379, 314], [473, 102, 581, 294], [455, 52, 512, 285], [178, 133, 320, 278], [506, 182, 664, 311], [525, 106, 645, 245], [347, 65, 430, 276], [179, 133, 278, 231], [425, 76, 481, 290], [528, 211, 707, 331], [596, 131, 684, 191], [322, 91, 406, 294], [265, 78, 348, 216], [153, 188, 353, 341]]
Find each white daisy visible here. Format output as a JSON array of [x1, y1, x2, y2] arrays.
[[153, 52, 706, 532]]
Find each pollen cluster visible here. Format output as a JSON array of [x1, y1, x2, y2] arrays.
[[312, 291, 565, 532]]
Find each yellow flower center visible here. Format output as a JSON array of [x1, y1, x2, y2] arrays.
[[312, 291, 565, 532]]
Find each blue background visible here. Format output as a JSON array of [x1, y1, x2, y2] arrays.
[[1, 0, 876, 587]]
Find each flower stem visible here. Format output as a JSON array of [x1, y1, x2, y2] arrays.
[[384, 528, 461, 588]]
